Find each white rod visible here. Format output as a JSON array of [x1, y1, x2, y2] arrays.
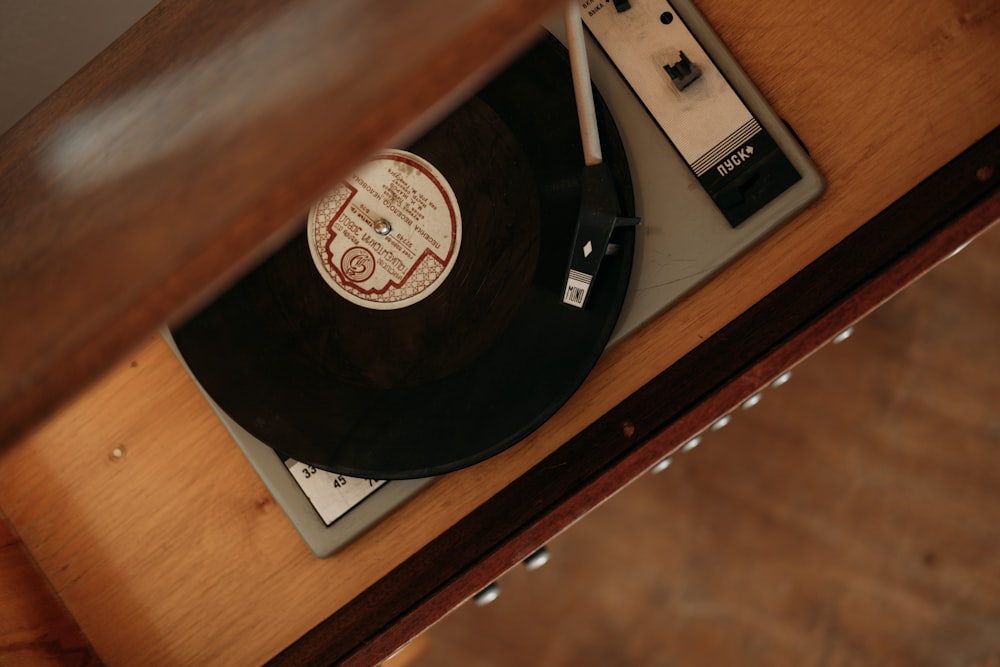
[[563, 1, 603, 166]]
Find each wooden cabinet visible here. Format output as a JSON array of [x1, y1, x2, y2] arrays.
[[1, 0, 997, 665]]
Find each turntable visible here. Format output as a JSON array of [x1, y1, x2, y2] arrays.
[[168, 0, 823, 556]]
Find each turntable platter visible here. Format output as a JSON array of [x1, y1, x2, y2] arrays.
[[172, 35, 635, 479]]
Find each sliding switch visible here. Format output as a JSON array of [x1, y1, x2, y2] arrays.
[[663, 51, 701, 90]]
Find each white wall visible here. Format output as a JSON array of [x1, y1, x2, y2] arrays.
[[0, 0, 159, 133]]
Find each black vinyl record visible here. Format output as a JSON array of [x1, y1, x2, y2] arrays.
[[173, 35, 636, 479]]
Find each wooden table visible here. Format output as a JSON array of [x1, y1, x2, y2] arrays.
[[2, 0, 998, 665]]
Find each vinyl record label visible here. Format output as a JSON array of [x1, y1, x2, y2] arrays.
[[308, 149, 462, 310]]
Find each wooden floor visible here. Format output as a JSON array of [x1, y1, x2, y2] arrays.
[[413, 223, 1000, 667]]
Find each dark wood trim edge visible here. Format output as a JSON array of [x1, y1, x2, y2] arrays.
[[269, 127, 1000, 666]]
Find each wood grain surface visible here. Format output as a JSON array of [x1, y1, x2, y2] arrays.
[[0, 0, 997, 665], [0, 512, 99, 667], [0, 0, 562, 447], [417, 221, 1000, 667]]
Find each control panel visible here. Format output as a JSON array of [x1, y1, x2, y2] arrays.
[[581, 0, 807, 227]]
